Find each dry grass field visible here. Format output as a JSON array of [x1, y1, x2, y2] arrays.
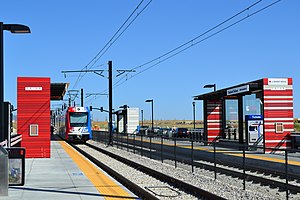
[[92, 120, 204, 130], [92, 119, 300, 132]]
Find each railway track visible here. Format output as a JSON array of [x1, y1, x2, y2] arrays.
[[68, 141, 225, 200], [108, 136, 300, 196]]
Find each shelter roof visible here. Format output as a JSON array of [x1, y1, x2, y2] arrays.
[[50, 83, 69, 100], [194, 79, 263, 100]]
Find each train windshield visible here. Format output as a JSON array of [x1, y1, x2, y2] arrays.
[[69, 112, 88, 127]]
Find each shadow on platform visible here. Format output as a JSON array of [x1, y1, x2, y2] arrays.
[[10, 186, 138, 199]]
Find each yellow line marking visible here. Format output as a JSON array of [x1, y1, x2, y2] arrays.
[[59, 141, 135, 200], [120, 136, 300, 166]]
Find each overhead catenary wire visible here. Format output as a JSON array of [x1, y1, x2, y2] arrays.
[[112, 0, 282, 89], [83, 0, 282, 105], [72, 0, 152, 89]]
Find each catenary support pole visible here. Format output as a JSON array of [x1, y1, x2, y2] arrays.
[[108, 61, 113, 146], [81, 88, 83, 107]]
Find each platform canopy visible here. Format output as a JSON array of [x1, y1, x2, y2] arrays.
[[193, 79, 263, 100], [50, 83, 69, 100]]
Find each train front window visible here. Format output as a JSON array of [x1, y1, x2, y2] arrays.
[[69, 112, 88, 127]]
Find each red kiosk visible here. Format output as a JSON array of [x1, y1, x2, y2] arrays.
[[17, 77, 68, 158], [194, 78, 294, 151]]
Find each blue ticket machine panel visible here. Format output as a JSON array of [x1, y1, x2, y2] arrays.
[[245, 115, 263, 145]]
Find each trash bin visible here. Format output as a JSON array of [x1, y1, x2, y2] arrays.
[[0, 146, 8, 196]]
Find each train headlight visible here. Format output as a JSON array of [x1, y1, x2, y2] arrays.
[[83, 127, 89, 132]]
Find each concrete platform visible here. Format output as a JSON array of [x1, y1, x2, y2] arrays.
[[1, 140, 137, 200]]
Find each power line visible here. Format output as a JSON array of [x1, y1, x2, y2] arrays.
[[73, 0, 152, 89], [113, 0, 282, 89]]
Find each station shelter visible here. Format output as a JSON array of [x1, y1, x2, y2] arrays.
[[194, 78, 294, 151], [17, 77, 68, 158]]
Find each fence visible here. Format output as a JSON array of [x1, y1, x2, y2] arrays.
[[92, 130, 300, 199]]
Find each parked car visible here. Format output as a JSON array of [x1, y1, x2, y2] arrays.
[[173, 128, 189, 138], [138, 126, 149, 135], [160, 128, 172, 137]]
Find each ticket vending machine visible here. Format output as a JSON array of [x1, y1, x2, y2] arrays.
[[245, 115, 263, 146]]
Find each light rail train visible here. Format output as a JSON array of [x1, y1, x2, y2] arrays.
[[57, 106, 92, 142]]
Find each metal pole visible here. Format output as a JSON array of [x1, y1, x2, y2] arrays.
[[150, 135, 152, 159], [285, 149, 289, 200], [141, 134, 143, 156], [214, 142, 217, 180], [243, 145, 246, 190], [174, 138, 177, 168], [161, 136, 163, 163], [191, 140, 194, 173], [133, 134, 136, 154], [141, 109, 144, 126], [151, 101, 154, 132], [81, 88, 83, 107], [0, 22, 4, 142], [127, 133, 129, 152], [108, 61, 113, 145], [192, 102, 196, 129]]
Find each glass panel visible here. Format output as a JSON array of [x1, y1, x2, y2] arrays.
[[9, 159, 22, 185], [243, 94, 262, 117], [69, 112, 88, 127], [225, 99, 239, 140], [243, 93, 263, 143]]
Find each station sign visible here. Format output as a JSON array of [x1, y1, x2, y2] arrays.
[[25, 87, 42, 91], [227, 85, 249, 96], [267, 78, 288, 85]]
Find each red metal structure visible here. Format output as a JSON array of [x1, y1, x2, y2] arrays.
[[17, 77, 50, 158]]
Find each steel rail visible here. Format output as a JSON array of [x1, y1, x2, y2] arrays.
[[112, 139, 300, 194], [68, 142, 159, 200], [85, 142, 226, 200]]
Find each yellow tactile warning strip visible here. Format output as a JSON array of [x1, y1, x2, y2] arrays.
[[121, 136, 300, 166], [59, 141, 136, 200]]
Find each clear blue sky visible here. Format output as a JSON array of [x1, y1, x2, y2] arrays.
[[2, 0, 299, 121]]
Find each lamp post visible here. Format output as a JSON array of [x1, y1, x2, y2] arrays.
[[0, 22, 30, 142], [141, 109, 144, 126], [145, 99, 153, 132], [192, 101, 196, 129], [203, 84, 216, 92]]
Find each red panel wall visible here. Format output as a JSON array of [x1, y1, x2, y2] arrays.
[[17, 77, 51, 158], [263, 78, 294, 150], [207, 100, 222, 142]]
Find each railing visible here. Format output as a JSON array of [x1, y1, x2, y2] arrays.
[[224, 128, 237, 140], [92, 130, 300, 199], [0, 134, 22, 148]]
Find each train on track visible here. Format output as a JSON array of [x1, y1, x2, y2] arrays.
[[57, 106, 92, 143]]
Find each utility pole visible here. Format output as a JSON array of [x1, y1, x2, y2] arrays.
[[81, 88, 84, 107], [62, 61, 134, 146], [108, 61, 113, 146]]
